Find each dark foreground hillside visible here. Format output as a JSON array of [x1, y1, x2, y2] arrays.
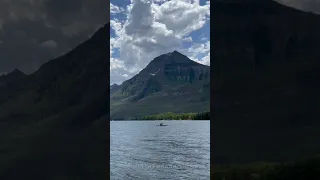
[[212, 157, 320, 180], [0, 24, 109, 179], [211, 0, 320, 164]]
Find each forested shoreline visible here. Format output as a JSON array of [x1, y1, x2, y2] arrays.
[[142, 111, 210, 120], [111, 111, 210, 120]]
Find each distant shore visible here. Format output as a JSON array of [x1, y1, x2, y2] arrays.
[[111, 111, 210, 121], [111, 119, 210, 121]]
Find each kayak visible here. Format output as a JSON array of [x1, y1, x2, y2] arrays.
[[156, 125, 168, 126]]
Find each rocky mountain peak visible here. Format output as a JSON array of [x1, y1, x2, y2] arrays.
[[10, 69, 25, 76], [0, 69, 26, 83], [111, 50, 210, 112], [111, 51, 210, 119], [146, 50, 199, 69]]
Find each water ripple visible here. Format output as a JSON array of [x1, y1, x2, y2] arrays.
[[111, 120, 210, 180]]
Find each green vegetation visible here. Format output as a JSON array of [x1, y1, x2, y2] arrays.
[[141, 111, 210, 120], [212, 157, 320, 180]]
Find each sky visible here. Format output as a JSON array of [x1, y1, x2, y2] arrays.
[[110, 0, 210, 85], [110, 0, 320, 85], [0, 0, 320, 81], [0, 0, 108, 75]]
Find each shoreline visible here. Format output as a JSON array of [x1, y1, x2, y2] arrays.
[[212, 156, 320, 179]]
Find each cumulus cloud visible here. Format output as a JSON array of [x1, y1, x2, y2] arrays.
[[39, 40, 58, 49], [110, 0, 210, 84], [0, 0, 108, 74], [201, 52, 210, 66], [111, 3, 125, 14], [187, 41, 210, 55], [183, 40, 210, 65]]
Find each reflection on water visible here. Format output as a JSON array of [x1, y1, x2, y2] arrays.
[[111, 120, 210, 180]]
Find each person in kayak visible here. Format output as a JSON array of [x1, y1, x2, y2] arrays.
[[160, 122, 163, 126]]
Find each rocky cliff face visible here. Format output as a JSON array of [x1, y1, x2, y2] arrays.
[[110, 51, 210, 119], [211, 0, 320, 164]]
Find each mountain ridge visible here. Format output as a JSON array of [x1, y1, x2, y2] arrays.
[[0, 69, 26, 81], [0, 24, 109, 179]]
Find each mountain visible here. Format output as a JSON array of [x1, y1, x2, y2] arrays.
[[0, 24, 109, 179], [0, 69, 26, 103], [0, 69, 26, 83], [211, 0, 320, 164], [110, 51, 210, 119], [0, 69, 26, 91], [110, 83, 120, 94]]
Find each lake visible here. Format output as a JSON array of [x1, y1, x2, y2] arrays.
[[110, 120, 210, 180]]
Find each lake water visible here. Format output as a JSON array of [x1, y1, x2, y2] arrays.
[[110, 120, 210, 180]]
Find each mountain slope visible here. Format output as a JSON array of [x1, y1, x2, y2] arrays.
[[0, 69, 26, 84], [110, 51, 210, 119], [211, 0, 320, 164], [0, 69, 27, 104], [0, 24, 109, 179]]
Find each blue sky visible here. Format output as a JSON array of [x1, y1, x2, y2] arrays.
[[110, 0, 210, 84]]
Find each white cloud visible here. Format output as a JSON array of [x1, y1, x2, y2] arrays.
[[110, 0, 210, 84], [110, 58, 124, 71], [187, 41, 210, 55], [110, 3, 125, 14], [202, 53, 210, 65], [39, 40, 58, 49], [196, 52, 210, 66], [154, 0, 167, 3], [110, 19, 123, 37], [153, 0, 209, 36], [182, 40, 210, 66], [110, 38, 115, 55], [183, 36, 193, 42], [198, 33, 208, 41]]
